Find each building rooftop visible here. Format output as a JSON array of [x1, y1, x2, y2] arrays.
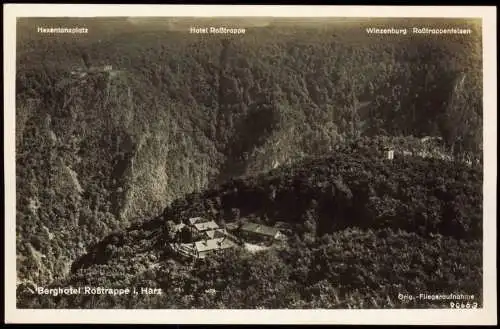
[[195, 237, 236, 253], [225, 222, 240, 231], [240, 222, 280, 238], [188, 217, 209, 225], [193, 220, 220, 232], [421, 136, 442, 143], [205, 229, 226, 239]]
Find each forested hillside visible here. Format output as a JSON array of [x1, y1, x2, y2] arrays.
[[15, 17, 482, 293], [18, 146, 482, 308]]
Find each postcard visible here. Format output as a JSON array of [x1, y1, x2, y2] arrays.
[[3, 4, 497, 325]]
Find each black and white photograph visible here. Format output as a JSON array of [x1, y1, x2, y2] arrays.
[[4, 4, 497, 325]]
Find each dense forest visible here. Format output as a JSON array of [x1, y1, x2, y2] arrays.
[[15, 17, 482, 308]]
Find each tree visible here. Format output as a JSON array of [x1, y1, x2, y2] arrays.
[[230, 208, 240, 221], [179, 226, 193, 243], [164, 220, 177, 242]]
